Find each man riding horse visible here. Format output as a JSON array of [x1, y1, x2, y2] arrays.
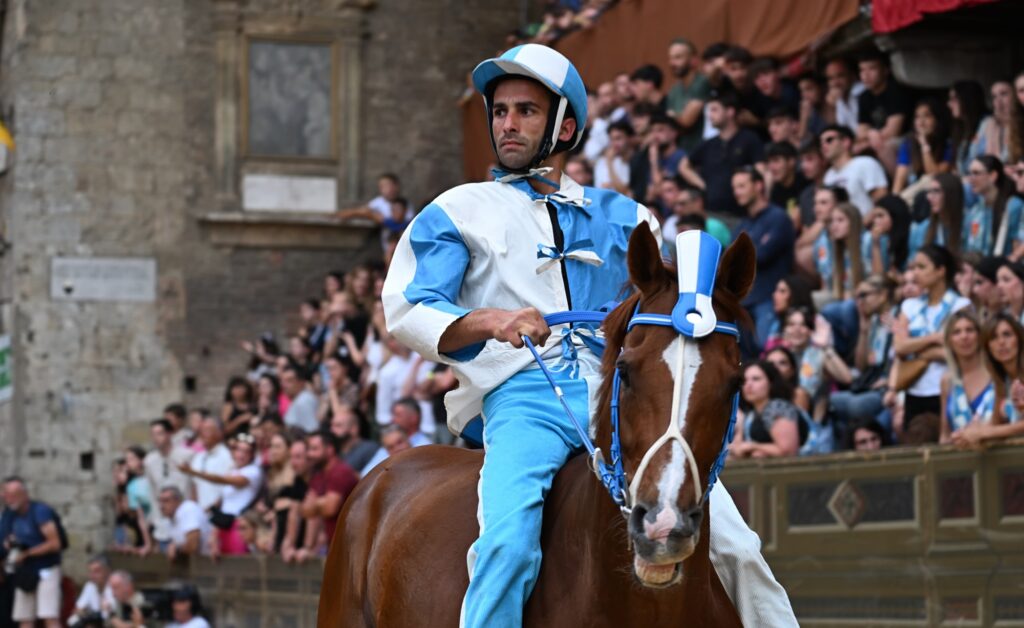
[[381, 44, 798, 627]]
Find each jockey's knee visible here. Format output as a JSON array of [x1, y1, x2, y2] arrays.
[[482, 534, 542, 574]]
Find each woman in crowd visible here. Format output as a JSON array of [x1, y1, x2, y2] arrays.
[[763, 275, 831, 351], [977, 79, 1015, 163], [180, 433, 264, 556], [909, 172, 964, 260], [323, 271, 343, 305], [951, 312, 1024, 448], [828, 202, 867, 301], [318, 354, 361, 424], [795, 185, 848, 286], [729, 361, 805, 459], [221, 376, 255, 438], [939, 310, 994, 443], [345, 265, 377, 317], [829, 275, 898, 439], [892, 244, 971, 430], [112, 445, 152, 554], [947, 79, 989, 176], [893, 98, 953, 194], [287, 336, 316, 381], [962, 155, 1015, 256], [1012, 70, 1024, 165], [996, 260, 1024, 323], [781, 306, 852, 423], [258, 432, 296, 554], [764, 346, 811, 411], [864, 195, 912, 276], [847, 417, 891, 452]]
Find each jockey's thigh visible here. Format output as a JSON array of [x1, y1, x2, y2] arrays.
[[707, 481, 798, 627]]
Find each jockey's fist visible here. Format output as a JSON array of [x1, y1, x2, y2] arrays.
[[492, 307, 550, 348]]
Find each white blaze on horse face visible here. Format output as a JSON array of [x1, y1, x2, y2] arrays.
[[655, 337, 702, 511]]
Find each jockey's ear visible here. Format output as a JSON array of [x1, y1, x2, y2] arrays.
[[627, 223, 668, 297], [716, 232, 756, 302]]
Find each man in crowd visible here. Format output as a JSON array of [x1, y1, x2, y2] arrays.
[[630, 113, 685, 208], [666, 38, 711, 153], [628, 64, 667, 113], [281, 366, 319, 433], [593, 119, 633, 194], [724, 45, 771, 126], [678, 91, 764, 215], [158, 486, 210, 560], [299, 430, 358, 558], [662, 186, 731, 247], [280, 439, 311, 563], [731, 167, 795, 354], [824, 57, 864, 132], [856, 50, 911, 172], [698, 42, 733, 140], [390, 397, 432, 447], [797, 142, 828, 227], [329, 402, 380, 473], [186, 416, 233, 513], [68, 554, 115, 626], [581, 81, 619, 163], [167, 586, 210, 628], [107, 571, 145, 628], [299, 298, 328, 355], [361, 424, 415, 474], [374, 334, 436, 434], [163, 404, 190, 449], [143, 419, 192, 553], [366, 173, 407, 222], [565, 156, 594, 186], [765, 141, 810, 221], [766, 106, 802, 148], [1, 477, 64, 628], [820, 124, 888, 217], [751, 57, 800, 112]]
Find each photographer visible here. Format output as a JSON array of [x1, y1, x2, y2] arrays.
[[107, 571, 145, 628], [0, 476, 63, 628], [68, 554, 115, 626]]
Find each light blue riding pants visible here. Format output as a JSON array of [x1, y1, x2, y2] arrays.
[[459, 368, 799, 628]]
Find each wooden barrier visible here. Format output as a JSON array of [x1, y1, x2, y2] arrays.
[[113, 440, 1024, 627]]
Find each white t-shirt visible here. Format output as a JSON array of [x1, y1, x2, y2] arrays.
[[168, 618, 211, 628], [582, 116, 610, 163], [188, 444, 233, 510], [284, 389, 320, 433], [144, 446, 194, 542], [219, 463, 262, 515], [171, 500, 211, 552], [74, 581, 115, 616], [594, 155, 630, 191], [899, 294, 970, 397], [374, 352, 437, 435], [835, 82, 866, 132], [823, 156, 888, 217]]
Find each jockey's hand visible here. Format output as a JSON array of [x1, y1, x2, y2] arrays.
[[492, 307, 550, 348]]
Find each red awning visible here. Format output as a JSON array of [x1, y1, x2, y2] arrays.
[[872, 0, 999, 33]]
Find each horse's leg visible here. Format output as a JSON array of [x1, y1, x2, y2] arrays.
[[707, 482, 793, 627]]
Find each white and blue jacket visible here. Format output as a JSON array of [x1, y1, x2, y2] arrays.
[[382, 173, 661, 434]]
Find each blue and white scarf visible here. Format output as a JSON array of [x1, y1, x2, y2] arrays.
[[946, 381, 994, 432]]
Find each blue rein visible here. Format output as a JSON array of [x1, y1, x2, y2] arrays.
[[523, 307, 740, 513]]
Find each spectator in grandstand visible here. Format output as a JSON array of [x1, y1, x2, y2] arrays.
[[781, 306, 852, 422], [829, 275, 898, 438], [968, 255, 1004, 317], [820, 124, 888, 217], [827, 202, 867, 301], [764, 275, 831, 352], [279, 439, 310, 563], [764, 346, 810, 411], [856, 49, 912, 173], [752, 57, 800, 113], [963, 155, 1017, 256], [978, 79, 1015, 163], [629, 63, 667, 113], [158, 486, 210, 559], [847, 418, 890, 452], [864, 195, 912, 276], [318, 354, 360, 423], [328, 402, 380, 474], [996, 260, 1024, 322], [796, 185, 843, 282], [796, 142, 828, 229], [666, 38, 711, 153], [908, 172, 964, 260], [730, 166, 794, 352], [144, 419, 193, 552], [565, 156, 594, 186], [68, 554, 115, 625], [163, 404, 190, 450], [364, 173, 405, 222], [299, 430, 358, 556], [632, 113, 685, 209], [298, 298, 328, 355], [374, 334, 434, 430], [581, 81, 618, 163], [112, 446, 152, 553], [823, 57, 864, 133], [892, 98, 953, 196], [939, 310, 994, 444], [257, 432, 295, 554], [958, 312, 1024, 446], [221, 377, 255, 438], [796, 71, 828, 143], [166, 585, 210, 628], [766, 106, 801, 149], [185, 416, 232, 515], [678, 91, 764, 216], [765, 141, 810, 224], [280, 367, 319, 433], [730, 361, 804, 459], [891, 244, 970, 432], [723, 45, 770, 126], [593, 119, 633, 194], [106, 570, 145, 628], [947, 80, 989, 176]]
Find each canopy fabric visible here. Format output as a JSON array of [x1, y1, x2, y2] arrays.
[[462, 0, 859, 181], [872, 0, 999, 34]]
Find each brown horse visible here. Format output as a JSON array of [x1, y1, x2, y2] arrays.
[[318, 226, 754, 627]]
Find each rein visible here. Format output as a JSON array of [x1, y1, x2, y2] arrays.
[[523, 231, 740, 516]]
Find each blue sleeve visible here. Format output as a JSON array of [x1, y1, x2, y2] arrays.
[[897, 138, 911, 166], [382, 203, 484, 363]]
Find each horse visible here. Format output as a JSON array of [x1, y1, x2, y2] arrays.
[[318, 226, 755, 627]]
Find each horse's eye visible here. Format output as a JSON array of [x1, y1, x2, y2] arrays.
[[616, 360, 630, 387]]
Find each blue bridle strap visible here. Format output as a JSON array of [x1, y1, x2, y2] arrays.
[[525, 307, 739, 512]]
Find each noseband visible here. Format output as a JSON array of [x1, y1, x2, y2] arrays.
[[524, 231, 740, 516]]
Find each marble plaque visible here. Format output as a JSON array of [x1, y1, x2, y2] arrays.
[[51, 257, 156, 302], [242, 174, 337, 213]]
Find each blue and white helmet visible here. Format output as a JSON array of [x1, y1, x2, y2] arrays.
[[472, 44, 588, 169]]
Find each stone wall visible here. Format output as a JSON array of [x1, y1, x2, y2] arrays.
[[0, 0, 518, 573]]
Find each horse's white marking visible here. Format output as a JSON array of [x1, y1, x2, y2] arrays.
[[652, 338, 702, 512], [654, 441, 685, 526]]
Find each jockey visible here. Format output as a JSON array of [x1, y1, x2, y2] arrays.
[[382, 44, 798, 627]]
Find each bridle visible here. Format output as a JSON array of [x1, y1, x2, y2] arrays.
[[524, 231, 740, 516]]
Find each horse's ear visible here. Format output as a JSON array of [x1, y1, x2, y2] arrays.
[[628, 223, 668, 296], [716, 232, 756, 301]]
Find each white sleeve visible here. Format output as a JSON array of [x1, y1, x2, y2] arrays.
[[863, 158, 889, 192]]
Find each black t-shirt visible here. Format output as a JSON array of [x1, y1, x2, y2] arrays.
[[857, 80, 912, 131], [797, 184, 817, 228], [688, 129, 764, 216], [769, 172, 810, 215]]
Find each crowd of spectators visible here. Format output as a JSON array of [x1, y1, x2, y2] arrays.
[[556, 37, 1024, 459], [509, 1, 620, 46]]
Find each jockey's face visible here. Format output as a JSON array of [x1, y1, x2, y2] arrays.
[[491, 78, 575, 170]]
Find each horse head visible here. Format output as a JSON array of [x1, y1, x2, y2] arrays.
[[597, 225, 755, 588]]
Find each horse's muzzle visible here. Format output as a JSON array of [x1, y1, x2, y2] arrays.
[[629, 502, 703, 565]]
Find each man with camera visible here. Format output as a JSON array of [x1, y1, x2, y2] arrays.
[[0, 477, 64, 628], [107, 571, 145, 628]]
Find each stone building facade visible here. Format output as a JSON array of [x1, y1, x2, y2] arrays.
[[0, 0, 518, 568]]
